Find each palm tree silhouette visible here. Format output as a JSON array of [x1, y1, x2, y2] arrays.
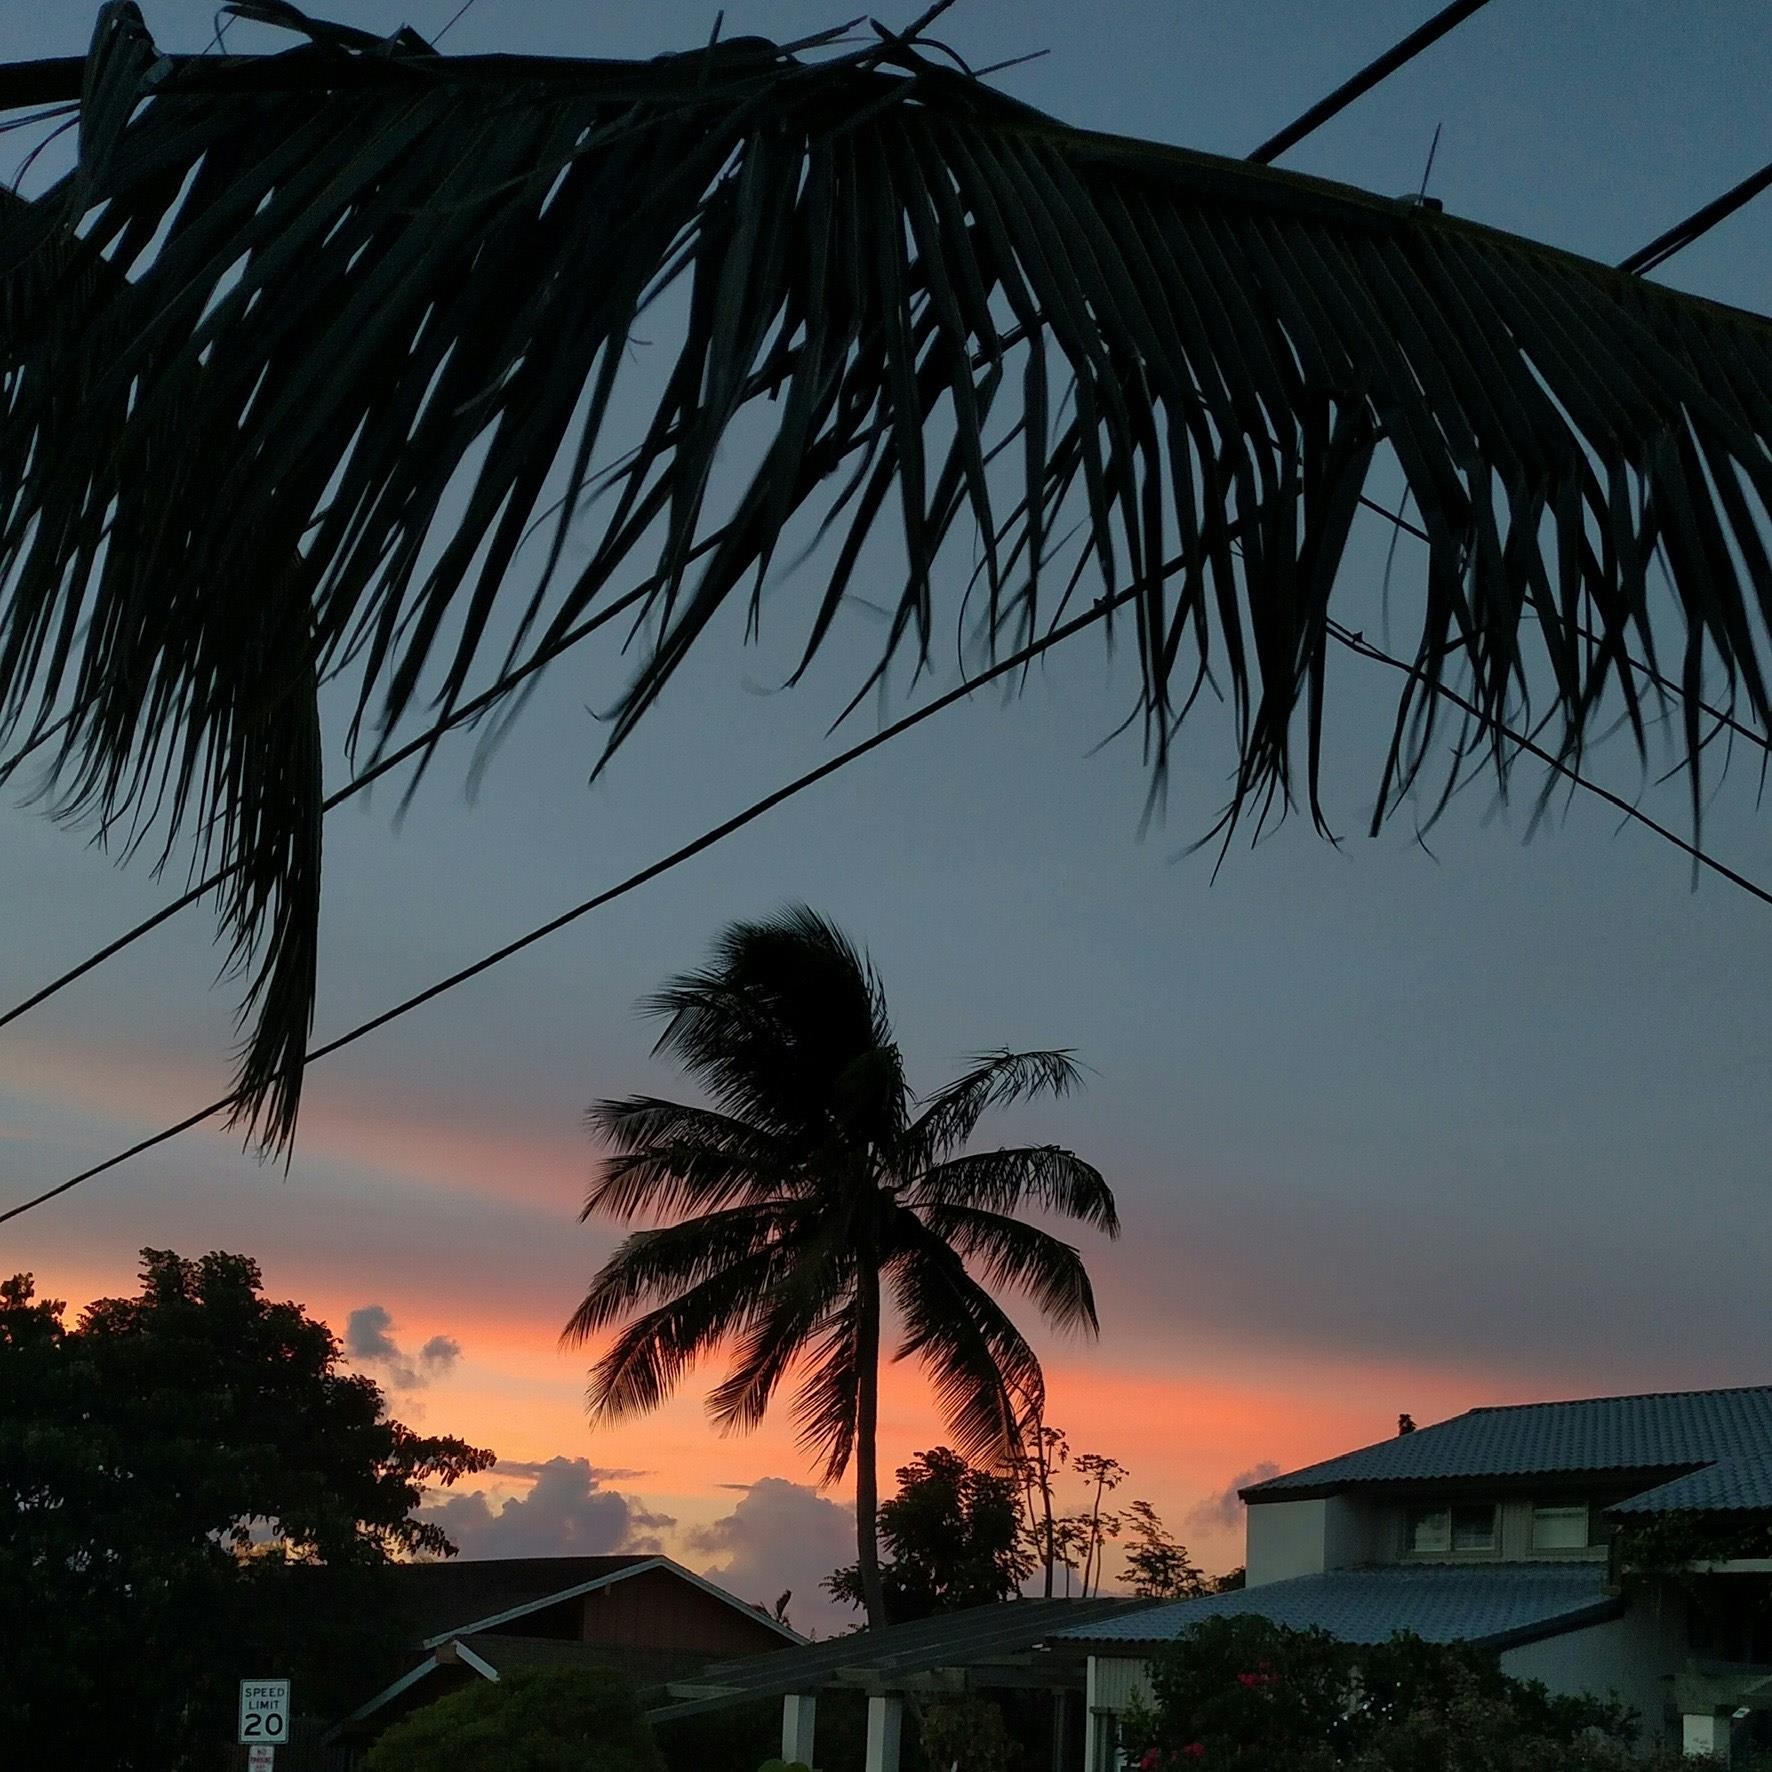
[[563, 907, 1117, 1627]]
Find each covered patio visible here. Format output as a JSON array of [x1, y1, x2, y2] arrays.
[[646, 1596, 1155, 1771]]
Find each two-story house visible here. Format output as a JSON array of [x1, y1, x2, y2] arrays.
[[1059, 1385, 1772, 1766]]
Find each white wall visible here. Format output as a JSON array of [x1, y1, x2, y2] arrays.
[[1084, 1655, 1153, 1772], [1500, 1597, 1686, 1757], [1247, 1499, 1327, 1586], [1247, 1496, 1384, 1585]]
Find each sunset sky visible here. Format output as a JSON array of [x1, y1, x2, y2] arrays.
[[2, 0, 1769, 1637]]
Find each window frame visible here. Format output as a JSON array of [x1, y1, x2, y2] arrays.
[[1402, 1499, 1500, 1559], [1529, 1500, 1593, 1553]]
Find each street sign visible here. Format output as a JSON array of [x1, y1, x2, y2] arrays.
[[238, 1679, 290, 1746], [247, 1748, 276, 1771]]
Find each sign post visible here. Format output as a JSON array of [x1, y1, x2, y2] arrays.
[[238, 1679, 291, 1750]]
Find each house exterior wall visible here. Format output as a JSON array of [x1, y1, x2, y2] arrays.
[[1247, 1499, 1328, 1586], [1247, 1496, 1384, 1585], [1084, 1655, 1152, 1772], [1500, 1597, 1686, 1757], [577, 1567, 788, 1658]]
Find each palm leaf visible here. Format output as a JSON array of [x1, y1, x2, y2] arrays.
[[906, 1049, 1084, 1160], [889, 1210, 1046, 1467], [5, 4, 1771, 1149], [907, 1145, 1120, 1232], [572, 1242, 790, 1420], [583, 1097, 798, 1221], [560, 1202, 794, 1339], [914, 1201, 1100, 1333]]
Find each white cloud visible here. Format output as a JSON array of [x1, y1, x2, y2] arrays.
[[684, 1477, 854, 1637], [343, 1304, 461, 1390], [1186, 1461, 1281, 1533], [419, 1456, 675, 1559]]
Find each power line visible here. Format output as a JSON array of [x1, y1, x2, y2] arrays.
[[7, 477, 1766, 1042], [1618, 157, 1772, 276], [0, 576, 664, 1036], [1247, 0, 1491, 166], [0, 559, 1163, 1226], [431, 0, 483, 48], [1329, 619, 1772, 907], [8, 557, 1771, 1226], [1, 0, 1764, 1153]]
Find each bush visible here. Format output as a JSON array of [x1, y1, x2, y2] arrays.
[[919, 1695, 1019, 1772], [1121, 1616, 1678, 1772], [360, 1666, 665, 1772]]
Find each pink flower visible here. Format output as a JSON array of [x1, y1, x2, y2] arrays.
[[1182, 1745, 1207, 1760], [1138, 1753, 1162, 1771]]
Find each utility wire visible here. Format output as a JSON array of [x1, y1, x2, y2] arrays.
[[0, 0, 1764, 1111], [0, 556, 1169, 1226], [1618, 157, 1772, 276], [8, 553, 1772, 1226], [0, 576, 665, 1035], [1247, 0, 1490, 165], [6, 477, 1766, 1041], [1330, 619, 1772, 907]]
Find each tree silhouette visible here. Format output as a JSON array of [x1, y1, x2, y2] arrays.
[[564, 907, 1116, 1626]]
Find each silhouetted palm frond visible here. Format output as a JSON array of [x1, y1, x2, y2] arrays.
[[907, 1050, 1086, 1160], [7, 5, 1768, 1145]]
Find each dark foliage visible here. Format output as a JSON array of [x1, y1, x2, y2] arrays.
[[826, 1447, 1034, 1621], [1121, 1615, 1652, 1771], [567, 907, 1113, 1625], [3, 5, 1769, 1146], [359, 1666, 663, 1772], [0, 1250, 492, 1770]]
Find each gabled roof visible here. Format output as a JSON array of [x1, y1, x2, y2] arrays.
[[385, 1555, 655, 1642], [1244, 1386, 1772, 1502], [382, 1554, 801, 1648], [1055, 1563, 1619, 1653], [1606, 1452, 1772, 1517]]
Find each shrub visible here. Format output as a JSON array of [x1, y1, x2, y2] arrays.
[[1123, 1616, 1679, 1772], [360, 1666, 665, 1772], [919, 1695, 1019, 1771]]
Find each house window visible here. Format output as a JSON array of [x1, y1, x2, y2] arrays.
[[1406, 1503, 1496, 1555], [1450, 1504, 1497, 1551], [1406, 1505, 1450, 1553], [1531, 1503, 1590, 1550]]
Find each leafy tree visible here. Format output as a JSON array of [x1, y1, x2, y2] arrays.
[[1071, 1452, 1129, 1597], [826, 1448, 1034, 1622], [566, 908, 1116, 1626], [0, 1251, 492, 1771], [1010, 1412, 1071, 1597], [919, 1695, 1020, 1772], [1121, 1616, 1664, 1771], [1121, 1499, 1209, 1601], [360, 1666, 664, 1772], [4, 8, 1769, 1153]]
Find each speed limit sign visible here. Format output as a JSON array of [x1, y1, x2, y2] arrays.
[[238, 1679, 290, 1746]]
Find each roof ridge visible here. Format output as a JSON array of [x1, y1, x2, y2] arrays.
[[1465, 1382, 1772, 1415]]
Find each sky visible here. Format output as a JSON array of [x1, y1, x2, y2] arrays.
[[2, 0, 1769, 1637]]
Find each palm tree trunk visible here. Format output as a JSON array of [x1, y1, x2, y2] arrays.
[[1040, 1461, 1056, 1598], [854, 1261, 888, 1630]]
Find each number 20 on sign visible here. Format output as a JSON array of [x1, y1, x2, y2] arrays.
[[238, 1679, 290, 1745]]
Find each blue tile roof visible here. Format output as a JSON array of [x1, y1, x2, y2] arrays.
[[1606, 1452, 1772, 1516], [1244, 1387, 1772, 1501], [1055, 1564, 1618, 1650]]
